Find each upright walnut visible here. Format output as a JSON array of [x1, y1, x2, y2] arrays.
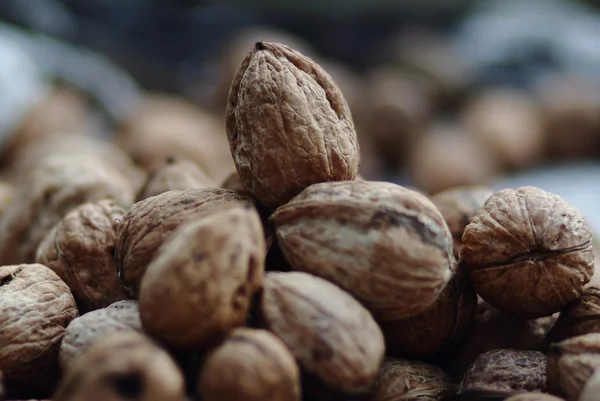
[[271, 180, 454, 320], [226, 41, 359, 209], [546, 287, 600, 343], [461, 186, 594, 317]]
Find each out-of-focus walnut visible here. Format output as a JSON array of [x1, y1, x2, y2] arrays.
[[220, 171, 249, 196], [580, 368, 600, 401]]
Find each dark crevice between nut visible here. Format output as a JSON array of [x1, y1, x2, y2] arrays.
[[110, 372, 144, 399]]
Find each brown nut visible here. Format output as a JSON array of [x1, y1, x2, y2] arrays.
[[139, 206, 265, 349], [0, 264, 78, 392], [431, 186, 494, 258], [271, 180, 454, 320], [198, 328, 301, 401], [114, 188, 252, 297], [547, 333, 600, 401], [505, 393, 564, 401], [35, 200, 128, 312], [461, 186, 594, 317], [546, 287, 600, 344], [59, 300, 141, 367], [380, 270, 477, 359], [579, 368, 600, 401], [53, 331, 186, 401], [458, 349, 547, 398], [226, 41, 359, 210], [369, 358, 455, 401], [260, 271, 384, 396]]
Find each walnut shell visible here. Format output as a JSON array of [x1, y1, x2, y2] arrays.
[[114, 188, 252, 297], [547, 333, 600, 401], [260, 271, 384, 396], [461, 186, 594, 318], [546, 287, 600, 344], [505, 393, 565, 401], [271, 180, 454, 320], [0, 264, 78, 392], [198, 328, 300, 401], [53, 331, 185, 401], [139, 206, 265, 349], [226, 41, 359, 210], [369, 358, 455, 401], [35, 200, 128, 312], [579, 368, 600, 401], [458, 349, 547, 398], [59, 300, 141, 367]]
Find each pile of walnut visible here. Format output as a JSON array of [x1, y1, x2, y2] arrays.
[[0, 41, 598, 401]]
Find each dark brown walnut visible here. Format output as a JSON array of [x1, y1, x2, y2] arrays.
[[0, 154, 135, 265], [271, 180, 454, 320], [546, 287, 600, 343], [35, 200, 128, 312], [139, 206, 265, 349], [53, 331, 185, 401], [60, 300, 141, 367], [380, 270, 477, 359], [461, 186, 594, 318], [0, 264, 78, 392], [579, 368, 600, 401], [114, 188, 253, 297], [369, 358, 455, 401], [198, 328, 301, 401], [136, 157, 216, 201], [505, 393, 565, 401], [431, 186, 494, 258], [260, 271, 384, 396], [547, 333, 600, 401], [226, 41, 360, 210], [458, 349, 547, 398]]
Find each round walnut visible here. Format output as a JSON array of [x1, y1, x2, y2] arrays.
[[546, 287, 600, 344], [198, 328, 300, 401], [60, 300, 141, 367], [271, 180, 454, 320], [458, 349, 547, 398], [35, 200, 128, 312], [139, 206, 265, 349], [114, 188, 252, 297], [505, 393, 565, 401], [53, 331, 185, 401], [369, 358, 455, 401], [461, 186, 594, 318], [226, 41, 359, 210], [379, 270, 477, 358], [0, 264, 78, 392], [260, 271, 384, 396]]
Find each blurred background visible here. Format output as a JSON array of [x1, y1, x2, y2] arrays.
[[2, 0, 600, 226]]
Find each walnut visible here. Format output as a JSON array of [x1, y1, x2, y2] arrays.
[[260, 271, 384, 396], [139, 205, 265, 349], [458, 349, 547, 398], [431, 186, 494, 258], [0, 264, 78, 392], [60, 300, 141, 367], [461, 186, 594, 317], [53, 331, 185, 401], [35, 200, 128, 312], [580, 368, 600, 401], [379, 270, 476, 358], [271, 180, 454, 320], [136, 157, 215, 201], [546, 287, 600, 343], [504, 393, 565, 401], [226, 41, 359, 210], [114, 188, 252, 296], [369, 358, 455, 401], [547, 333, 600, 401], [198, 328, 300, 401]]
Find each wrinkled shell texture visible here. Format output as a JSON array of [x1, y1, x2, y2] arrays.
[[198, 328, 301, 401], [380, 271, 477, 358], [140, 206, 265, 349], [0, 264, 78, 390], [504, 393, 565, 401], [115, 188, 252, 296], [261, 271, 384, 395], [53, 331, 185, 401], [369, 358, 455, 401], [458, 349, 547, 397], [226, 41, 359, 209], [35, 200, 128, 312], [580, 367, 600, 401], [461, 186, 594, 317], [272, 180, 454, 320], [0, 155, 134, 266], [546, 286, 600, 343], [59, 300, 141, 367], [547, 333, 600, 401]]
